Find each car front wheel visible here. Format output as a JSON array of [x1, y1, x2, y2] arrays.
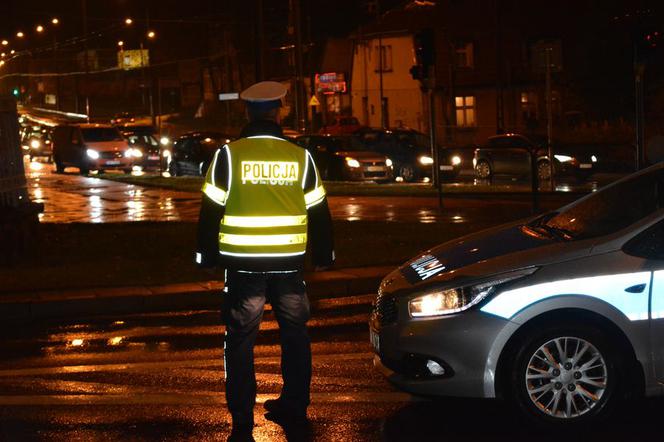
[[398, 163, 416, 182], [475, 160, 491, 180], [510, 324, 620, 426]]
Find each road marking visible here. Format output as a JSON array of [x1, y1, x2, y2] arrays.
[[0, 391, 417, 406], [0, 352, 374, 377]]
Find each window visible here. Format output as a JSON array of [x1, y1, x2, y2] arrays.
[[521, 91, 538, 121], [374, 44, 393, 72], [455, 96, 476, 127], [624, 219, 664, 260], [455, 42, 474, 68]]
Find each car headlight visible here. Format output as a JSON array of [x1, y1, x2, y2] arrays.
[[419, 155, 434, 165], [162, 149, 171, 158], [451, 155, 461, 166], [408, 268, 538, 318], [385, 158, 393, 167], [345, 157, 361, 168], [86, 149, 100, 159], [30, 139, 41, 149], [554, 154, 573, 163], [125, 148, 143, 158], [132, 148, 143, 158], [160, 136, 170, 146], [591, 155, 597, 163]]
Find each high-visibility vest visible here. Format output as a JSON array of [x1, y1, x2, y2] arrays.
[[202, 135, 326, 259]]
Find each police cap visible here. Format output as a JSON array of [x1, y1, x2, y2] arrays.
[[240, 81, 287, 111]]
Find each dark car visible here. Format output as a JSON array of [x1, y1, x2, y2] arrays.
[[473, 133, 597, 182], [21, 125, 53, 162], [294, 135, 394, 182], [319, 116, 364, 135], [356, 128, 462, 182], [119, 125, 164, 171], [168, 132, 232, 177]]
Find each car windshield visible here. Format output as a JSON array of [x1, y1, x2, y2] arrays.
[[82, 128, 124, 142], [329, 136, 366, 151], [539, 168, 664, 240], [127, 134, 158, 147]]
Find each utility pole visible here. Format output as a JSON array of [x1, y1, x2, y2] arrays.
[[545, 47, 554, 190], [377, 1, 386, 128], [293, 0, 307, 132], [82, 0, 90, 120]]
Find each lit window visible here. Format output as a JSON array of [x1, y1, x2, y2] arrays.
[[455, 96, 476, 127], [521, 91, 537, 122], [455, 42, 474, 68], [374, 44, 393, 72]]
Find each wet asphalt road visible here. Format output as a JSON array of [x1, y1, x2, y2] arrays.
[[25, 160, 606, 225], [1, 294, 663, 441]]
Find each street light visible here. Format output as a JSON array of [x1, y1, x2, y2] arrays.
[[16, 31, 24, 38], [125, 18, 133, 25], [117, 40, 124, 47], [10, 50, 15, 54], [51, 18, 59, 25], [1, 40, 7, 46], [147, 30, 156, 39], [36, 25, 44, 33]]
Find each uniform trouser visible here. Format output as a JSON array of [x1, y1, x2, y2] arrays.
[[223, 270, 312, 425]]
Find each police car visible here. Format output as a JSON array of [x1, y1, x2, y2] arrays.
[[371, 162, 664, 425]]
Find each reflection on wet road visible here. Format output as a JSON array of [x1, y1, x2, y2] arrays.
[[26, 159, 608, 224]]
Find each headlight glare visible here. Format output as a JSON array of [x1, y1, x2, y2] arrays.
[[345, 157, 361, 168], [30, 139, 40, 149], [451, 155, 461, 166], [419, 155, 434, 165], [554, 154, 573, 163], [160, 136, 170, 145], [162, 149, 171, 158], [86, 149, 100, 159], [385, 158, 393, 167]]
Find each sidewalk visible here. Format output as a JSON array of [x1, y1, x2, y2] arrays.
[[0, 265, 395, 323]]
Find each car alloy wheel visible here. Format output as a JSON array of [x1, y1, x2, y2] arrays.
[[475, 160, 491, 179], [398, 164, 416, 182], [525, 336, 608, 419], [538, 160, 552, 181]]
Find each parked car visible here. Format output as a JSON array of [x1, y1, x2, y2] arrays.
[[52, 124, 136, 175], [168, 132, 232, 177], [356, 127, 462, 182], [119, 124, 164, 171], [294, 134, 394, 182], [371, 162, 664, 425], [21, 125, 53, 162], [473, 133, 597, 182], [319, 116, 364, 135]]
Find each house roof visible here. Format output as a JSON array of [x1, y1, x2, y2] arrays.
[[350, 0, 437, 38]]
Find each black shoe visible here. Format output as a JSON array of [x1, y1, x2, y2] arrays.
[[264, 398, 308, 424], [227, 422, 254, 442]]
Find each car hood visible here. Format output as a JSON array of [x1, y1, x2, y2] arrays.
[[334, 150, 386, 161], [84, 141, 130, 152], [380, 220, 595, 297]]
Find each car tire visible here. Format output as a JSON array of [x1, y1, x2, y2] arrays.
[[398, 163, 417, 182], [508, 323, 621, 427], [537, 160, 552, 181], [475, 160, 492, 180]]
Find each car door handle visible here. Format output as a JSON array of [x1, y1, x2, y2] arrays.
[[625, 284, 646, 293]]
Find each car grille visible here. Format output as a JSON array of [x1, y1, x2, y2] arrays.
[[364, 171, 387, 178], [374, 293, 397, 325], [100, 151, 124, 159], [361, 161, 386, 167]]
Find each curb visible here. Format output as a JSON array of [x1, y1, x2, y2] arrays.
[[0, 266, 395, 323]]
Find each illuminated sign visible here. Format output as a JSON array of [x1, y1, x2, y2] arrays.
[[117, 49, 150, 70], [241, 161, 298, 185], [316, 72, 347, 95], [409, 254, 446, 280]]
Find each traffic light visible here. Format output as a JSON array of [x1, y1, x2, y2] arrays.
[[410, 29, 435, 82], [12, 88, 19, 97]]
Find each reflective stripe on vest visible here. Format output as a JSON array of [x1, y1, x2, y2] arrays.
[[202, 182, 227, 206], [219, 232, 307, 246], [221, 214, 307, 228], [218, 137, 313, 258], [304, 185, 326, 208]]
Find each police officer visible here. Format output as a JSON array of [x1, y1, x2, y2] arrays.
[[196, 81, 334, 441]]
